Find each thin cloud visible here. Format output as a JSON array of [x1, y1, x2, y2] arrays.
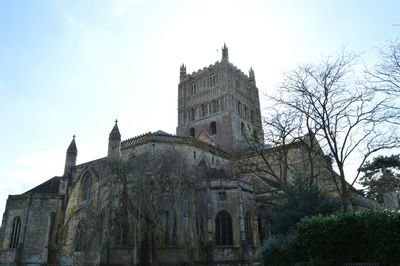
[[112, 0, 143, 17]]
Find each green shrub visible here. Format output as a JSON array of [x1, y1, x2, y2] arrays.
[[271, 177, 340, 235], [262, 234, 307, 266], [297, 210, 400, 265]]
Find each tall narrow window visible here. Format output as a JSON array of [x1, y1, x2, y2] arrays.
[[237, 101, 241, 115], [215, 211, 233, 245], [235, 76, 240, 88], [81, 173, 92, 202], [241, 122, 245, 136], [209, 75, 216, 87], [190, 128, 196, 137], [210, 121, 217, 135], [191, 83, 197, 95], [75, 220, 86, 251], [201, 104, 207, 117], [251, 110, 255, 122], [245, 213, 253, 245], [190, 107, 196, 121], [212, 99, 219, 113], [9, 216, 21, 248], [244, 106, 248, 118], [220, 97, 225, 111]]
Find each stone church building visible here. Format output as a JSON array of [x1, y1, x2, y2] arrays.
[[0, 45, 376, 266]]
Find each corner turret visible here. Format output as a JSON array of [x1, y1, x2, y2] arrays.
[[222, 43, 229, 62], [180, 64, 187, 81], [108, 120, 121, 159], [64, 135, 77, 176]]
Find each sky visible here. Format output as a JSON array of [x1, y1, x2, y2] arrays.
[[0, 0, 399, 216]]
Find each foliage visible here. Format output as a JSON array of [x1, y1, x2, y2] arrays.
[[262, 176, 339, 265], [262, 234, 307, 266], [359, 154, 400, 203], [297, 210, 400, 265], [271, 176, 340, 235]]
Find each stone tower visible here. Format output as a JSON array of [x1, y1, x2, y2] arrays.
[[176, 44, 263, 152]]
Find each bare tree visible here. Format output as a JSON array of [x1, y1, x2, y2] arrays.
[[109, 148, 202, 265], [369, 40, 400, 95], [269, 50, 400, 211]]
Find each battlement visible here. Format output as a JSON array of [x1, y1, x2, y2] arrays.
[[121, 131, 235, 158], [182, 60, 252, 83]]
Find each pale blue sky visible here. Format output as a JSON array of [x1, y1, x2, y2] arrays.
[[0, 0, 399, 215]]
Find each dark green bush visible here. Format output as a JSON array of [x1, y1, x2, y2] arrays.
[[297, 210, 400, 266], [271, 177, 340, 235], [262, 234, 307, 266]]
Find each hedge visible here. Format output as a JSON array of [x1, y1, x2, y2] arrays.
[[297, 210, 400, 266]]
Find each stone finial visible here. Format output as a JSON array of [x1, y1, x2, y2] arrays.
[[222, 43, 229, 62], [64, 135, 77, 176], [109, 119, 121, 140], [180, 64, 187, 81], [249, 67, 256, 85], [67, 135, 77, 154], [108, 120, 121, 159]]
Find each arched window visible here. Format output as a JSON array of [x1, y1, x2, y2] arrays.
[[75, 220, 86, 251], [209, 75, 216, 87], [190, 128, 196, 137], [191, 83, 197, 95], [190, 107, 196, 121], [245, 213, 253, 245], [198, 159, 208, 172], [241, 122, 245, 136], [201, 104, 207, 117], [211, 99, 219, 113], [81, 173, 92, 202], [9, 216, 21, 248], [215, 210, 233, 245], [220, 97, 225, 111], [210, 121, 217, 135]]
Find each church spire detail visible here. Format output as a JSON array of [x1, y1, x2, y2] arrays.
[[64, 135, 77, 176], [222, 43, 229, 62], [249, 67, 256, 85], [180, 64, 186, 81], [109, 119, 121, 140], [108, 120, 121, 159]]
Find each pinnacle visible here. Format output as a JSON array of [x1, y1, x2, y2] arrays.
[[67, 135, 77, 154], [109, 120, 121, 140]]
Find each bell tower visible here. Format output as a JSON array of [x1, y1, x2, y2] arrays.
[[176, 44, 263, 152]]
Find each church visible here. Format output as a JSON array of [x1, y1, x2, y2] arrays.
[[0, 45, 377, 266]]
